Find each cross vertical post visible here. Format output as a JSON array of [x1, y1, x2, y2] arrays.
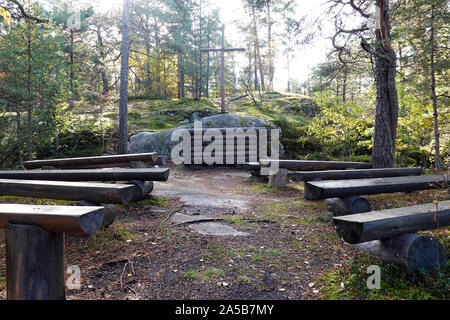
[[201, 25, 245, 113], [220, 25, 225, 113]]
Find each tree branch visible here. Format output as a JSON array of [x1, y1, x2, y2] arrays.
[[6, 0, 48, 23]]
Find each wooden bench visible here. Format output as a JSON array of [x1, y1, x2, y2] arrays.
[[0, 204, 104, 300], [246, 160, 373, 175], [304, 174, 446, 200], [23, 153, 161, 170], [333, 201, 449, 276], [0, 179, 152, 204], [333, 201, 450, 244], [291, 167, 423, 182], [180, 128, 271, 166], [246, 160, 375, 188], [260, 160, 372, 171], [0, 168, 170, 182], [0, 167, 169, 228]]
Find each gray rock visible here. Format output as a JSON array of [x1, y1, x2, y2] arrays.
[[130, 114, 283, 159]]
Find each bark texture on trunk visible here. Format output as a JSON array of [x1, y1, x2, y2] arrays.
[[118, 0, 130, 154], [370, 0, 399, 168]]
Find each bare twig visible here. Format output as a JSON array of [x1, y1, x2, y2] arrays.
[[120, 259, 136, 290]]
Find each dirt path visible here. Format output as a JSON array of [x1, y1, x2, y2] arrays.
[[64, 165, 353, 300], [1, 165, 446, 300], [154, 169, 253, 236]]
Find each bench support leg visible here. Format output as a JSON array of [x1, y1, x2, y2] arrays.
[[355, 233, 447, 278], [326, 196, 371, 217], [268, 169, 288, 188], [6, 223, 65, 300], [129, 161, 148, 168]]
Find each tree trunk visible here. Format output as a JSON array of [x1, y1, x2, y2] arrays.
[[252, 8, 265, 92], [96, 26, 109, 95], [177, 22, 185, 99], [205, 36, 210, 98], [254, 43, 259, 91], [342, 67, 347, 102], [26, 24, 33, 161], [220, 25, 225, 112], [154, 20, 162, 99], [267, 2, 274, 91], [430, 4, 441, 172], [198, 0, 202, 99], [370, 0, 399, 168], [69, 30, 75, 104], [15, 107, 23, 167], [118, 0, 130, 155]]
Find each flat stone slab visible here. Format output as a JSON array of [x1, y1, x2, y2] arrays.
[[172, 213, 210, 224], [172, 214, 248, 236], [217, 171, 252, 178], [154, 177, 248, 209], [190, 223, 249, 236]]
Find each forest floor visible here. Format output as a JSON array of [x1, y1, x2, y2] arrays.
[[0, 164, 448, 300]]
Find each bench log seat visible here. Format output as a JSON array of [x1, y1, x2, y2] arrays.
[[333, 201, 450, 244], [23, 153, 158, 170], [304, 174, 447, 200], [0, 168, 170, 182], [0, 179, 149, 204], [291, 167, 423, 182], [261, 160, 372, 171]]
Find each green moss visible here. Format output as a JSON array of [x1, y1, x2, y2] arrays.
[[123, 195, 169, 209], [0, 196, 73, 206]]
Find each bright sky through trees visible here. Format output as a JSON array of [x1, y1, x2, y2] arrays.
[[84, 0, 334, 90]]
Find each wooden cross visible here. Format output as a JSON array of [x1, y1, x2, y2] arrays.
[[201, 25, 245, 113]]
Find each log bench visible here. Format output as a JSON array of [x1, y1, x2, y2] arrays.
[[0, 204, 104, 300], [291, 167, 423, 182], [0, 179, 152, 204], [0, 168, 170, 182], [261, 160, 372, 171], [22, 152, 161, 170], [333, 201, 450, 276], [245, 160, 373, 187], [245, 160, 373, 176], [0, 168, 169, 228], [304, 174, 446, 201]]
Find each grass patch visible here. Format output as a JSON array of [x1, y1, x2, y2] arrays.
[[0, 196, 73, 206], [236, 275, 253, 283], [123, 195, 169, 209], [143, 196, 169, 207], [204, 268, 224, 280], [317, 253, 450, 300], [183, 269, 200, 279], [246, 246, 282, 264], [200, 243, 242, 263], [84, 225, 138, 251], [252, 255, 264, 263]]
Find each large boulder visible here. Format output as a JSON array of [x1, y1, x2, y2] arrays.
[[130, 114, 282, 159]]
